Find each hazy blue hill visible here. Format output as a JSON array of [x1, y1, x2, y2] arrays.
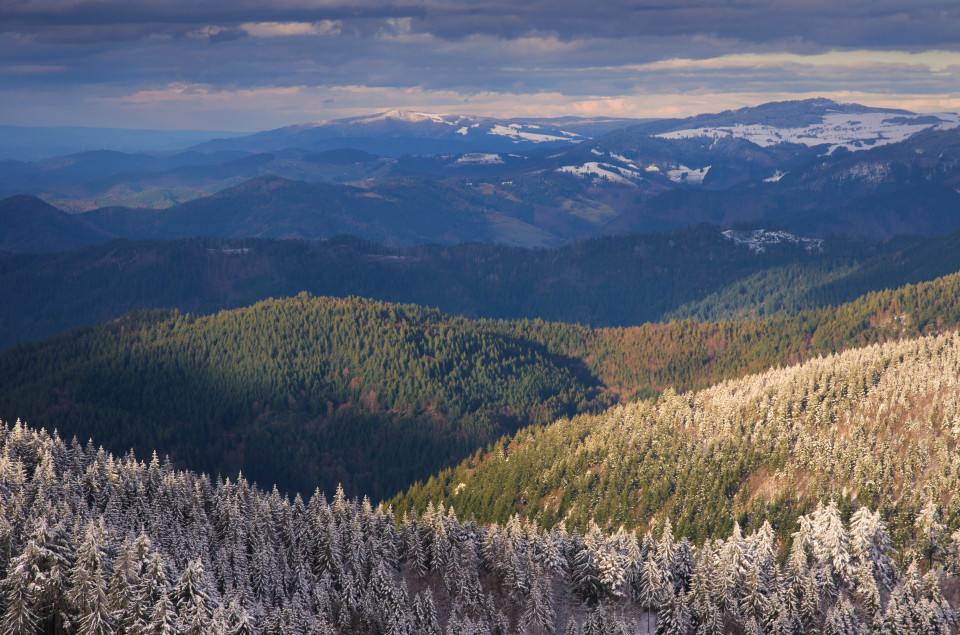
[[0, 194, 112, 253], [630, 97, 912, 134], [79, 176, 506, 246], [0, 124, 245, 161], [2, 103, 958, 250], [602, 129, 960, 240], [188, 110, 642, 156], [10, 222, 960, 353]]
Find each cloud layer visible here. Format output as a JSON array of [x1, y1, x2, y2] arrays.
[[2, 1, 959, 129]]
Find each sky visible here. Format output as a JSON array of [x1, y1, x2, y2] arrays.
[[2, 0, 960, 131]]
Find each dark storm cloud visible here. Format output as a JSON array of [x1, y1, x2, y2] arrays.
[[4, 0, 959, 50], [2, 0, 959, 129]]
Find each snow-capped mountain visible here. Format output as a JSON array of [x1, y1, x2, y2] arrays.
[[655, 104, 960, 154], [191, 110, 641, 156], [549, 99, 960, 190]]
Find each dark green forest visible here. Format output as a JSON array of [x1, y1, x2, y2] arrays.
[[4, 266, 960, 507], [0, 295, 608, 500]]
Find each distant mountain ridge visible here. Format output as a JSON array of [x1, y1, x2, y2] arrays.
[[0, 124, 244, 161], [3, 98, 960, 252], [190, 109, 644, 156]]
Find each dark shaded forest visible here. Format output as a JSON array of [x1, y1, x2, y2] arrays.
[[8, 222, 960, 352]]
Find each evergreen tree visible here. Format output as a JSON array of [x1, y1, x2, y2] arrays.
[[0, 553, 40, 635], [68, 521, 114, 635], [914, 500, 947, 570], [657, 588, 692, 635], [172, 558, 215, 635], [823, 596, 860, 635]]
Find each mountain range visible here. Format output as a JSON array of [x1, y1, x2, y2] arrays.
[[2, 98, 959, 252]]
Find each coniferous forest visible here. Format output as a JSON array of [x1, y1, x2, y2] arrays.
[[2, 420, 959, 635], [4, 269, 960, 502], [4, 275, 960, 632], [6, 175, 960, 632]]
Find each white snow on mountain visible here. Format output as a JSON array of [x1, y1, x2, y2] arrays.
[[656, 112, 960, 154], [722, 229, 823, 253], [667, 165, 710, 184], [351, 109, 458, 125], [609, 152, 635, 165], [455, 153, 504, 165], [556, 162, 643, 183], [489, 124, 580, 143], [764, 171, 786, 183]]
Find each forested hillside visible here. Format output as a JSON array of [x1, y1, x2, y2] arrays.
[[667, 229, 960, 322], [7, 224, 960, 353], [2, 420, 959, 634], [0, 295, 607, 500], [395, 329, 960, 553], [5, 267, 960, 503]]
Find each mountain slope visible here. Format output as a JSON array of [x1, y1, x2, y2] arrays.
[[0, 226, 868, 350], [395, 327, 960, 548], [5, 102, 960, 250], [3, 420, 956, 635], [0, 295, 607, 500], [602, 128, 960, 240], [71, 175, 578, 247], [7, 263, 960, 503], [10, 221, 960, 353]]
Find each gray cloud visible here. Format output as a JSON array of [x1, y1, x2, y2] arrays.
[[4, 1, 959, 50], [1, 1, 959, 129]]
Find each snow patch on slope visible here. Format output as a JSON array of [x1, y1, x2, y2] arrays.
[[490, 124, 579, 143], [455, 153, 503, 165], [723, 229, 823, 253], [764, 171, 786, 183], [353, 109, 455, 125], [667, 165, 710, 184], [557, 162, 643, 183]]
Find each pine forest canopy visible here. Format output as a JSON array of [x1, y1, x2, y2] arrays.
[[1, 418, 960, 635], [3, 266, 960, 510], [394, 329, 960, 551]]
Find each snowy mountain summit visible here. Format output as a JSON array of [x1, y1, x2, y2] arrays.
[[655, 98, 960, 154], [191, 110, 640, 155]]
